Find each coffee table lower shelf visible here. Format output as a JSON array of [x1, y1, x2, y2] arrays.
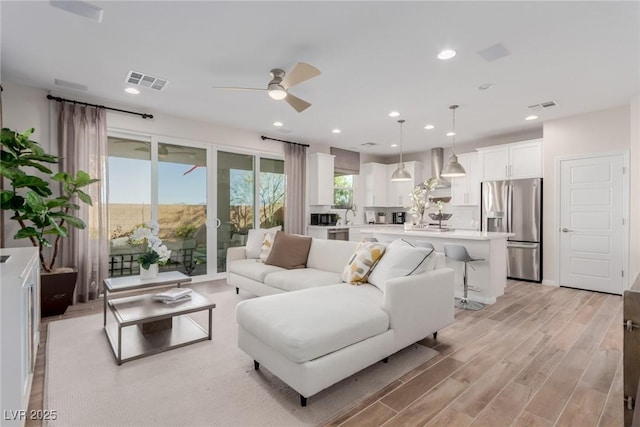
[[105, 315, 211, 364]]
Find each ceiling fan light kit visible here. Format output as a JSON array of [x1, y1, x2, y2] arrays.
[[391, 119, 412, 182], [441, 104, 467, 178]]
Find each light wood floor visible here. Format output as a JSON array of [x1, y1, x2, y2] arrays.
[[28, 280, 623, 427]]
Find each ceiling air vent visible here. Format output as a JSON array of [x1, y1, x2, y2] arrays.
[[360, 142, 377, 147], [528, 101, 558, 111], [126, 70, 168, 91]]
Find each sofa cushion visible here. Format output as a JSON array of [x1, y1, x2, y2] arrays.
[[264, 268, 342, 291], [341, 241, 386, 284], [246, 226, 281, 259], [306, 239, 359, 273], [368, 240, 433, 291], [228, 259, 285, 282], [236, 284, 389, 363], [265, 231, 312, 269], [259, 231, 276, 263]]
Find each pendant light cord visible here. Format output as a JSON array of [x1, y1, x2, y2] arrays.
[[450, 105, 459, 155], [398, 119, 405, 166]]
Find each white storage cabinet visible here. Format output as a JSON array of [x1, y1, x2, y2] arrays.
[[308, 152, 335, 206], [450, 152, 480, 206], [478, 139, 542, 181]]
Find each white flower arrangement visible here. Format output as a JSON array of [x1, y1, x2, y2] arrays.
[[128, 221, 171, 269], [407, 178, 437, 223]]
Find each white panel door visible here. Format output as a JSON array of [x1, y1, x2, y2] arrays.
[[559, 154, 624, 294]]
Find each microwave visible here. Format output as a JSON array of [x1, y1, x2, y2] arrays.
[[310, 213, 339, 226]]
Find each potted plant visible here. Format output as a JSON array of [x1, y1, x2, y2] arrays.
[[128, 222, 171, 279], [0, 128, 99, 316]]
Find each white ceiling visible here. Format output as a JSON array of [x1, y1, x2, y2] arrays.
[[1, 1, 638, 155]]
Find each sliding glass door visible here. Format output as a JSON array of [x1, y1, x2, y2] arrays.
[[108, 134, 284, 279]]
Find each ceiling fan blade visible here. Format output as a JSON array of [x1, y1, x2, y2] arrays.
[[281, 62, 320, 89], [211, 86, 266, 92], [284, 92, 312, 113], [134, 147, 151, 152]]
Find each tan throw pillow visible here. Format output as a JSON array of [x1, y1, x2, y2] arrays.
[[341, 241, 386, 285], [259, 231, 276, 263], [265, 231, 313, 269]]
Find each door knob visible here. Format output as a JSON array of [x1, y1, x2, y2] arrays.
[[561, 228, 573, 232]]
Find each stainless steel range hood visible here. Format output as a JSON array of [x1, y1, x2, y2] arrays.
[[431, 147, 451, 188]]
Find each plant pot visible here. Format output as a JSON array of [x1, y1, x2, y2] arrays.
[[140, 263, 159, 280], [41, 268, 78, 317]]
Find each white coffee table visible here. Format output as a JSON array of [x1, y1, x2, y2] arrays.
[[103, 272, 215, 364]]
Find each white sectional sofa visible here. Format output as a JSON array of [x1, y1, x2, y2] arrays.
[[227, 238, 455, 406]]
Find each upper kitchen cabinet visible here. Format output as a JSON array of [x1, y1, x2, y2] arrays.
[[387, 161, 421, 207], [308, 152, 335, 206], [362, 162, 388, 207], [362, 161, 422, 207], [450, 152, 480, 206], [477, 139, 543, 181]]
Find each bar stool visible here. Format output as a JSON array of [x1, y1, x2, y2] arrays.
[[443, 244, 484, 311]]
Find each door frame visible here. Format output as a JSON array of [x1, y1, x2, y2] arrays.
[[554, 150, 630, 292]]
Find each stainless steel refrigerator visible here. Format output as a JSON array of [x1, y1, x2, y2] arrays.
[[481, 178, 542, 282]]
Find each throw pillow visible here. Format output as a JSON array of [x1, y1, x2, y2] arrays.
[[367, 240, 433, 291], [245, 226, 281, 259], [341, 241, 386, 285], [258, 231, 276, 263], [265, 231, 313, 269]]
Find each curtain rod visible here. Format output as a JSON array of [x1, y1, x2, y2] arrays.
[[46, 94, 153, 119], [260, 135, 309, 148]]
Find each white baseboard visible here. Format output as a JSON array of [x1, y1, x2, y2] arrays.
[[541, 279, 558, 287]]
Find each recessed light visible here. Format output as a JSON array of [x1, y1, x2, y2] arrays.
[[424, 124, 435, 130], [124, 87, 140, 95], [273, 121, 283, 127], [388, 111, 400, 117], [438, 49, 456, 60], [332, 129, 341, 134], [446, 131, 456, 137], [478, 83, 494, 91], [390, 144, 398, 148], [525, 115, 539, 121]]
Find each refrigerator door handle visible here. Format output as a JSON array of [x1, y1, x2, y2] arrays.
[[507, 184, 513, 233]]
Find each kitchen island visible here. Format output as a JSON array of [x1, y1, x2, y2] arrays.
[[360, 228, 514, 304]]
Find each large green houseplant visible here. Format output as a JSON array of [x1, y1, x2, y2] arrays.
[[0, 127, 99, 316]]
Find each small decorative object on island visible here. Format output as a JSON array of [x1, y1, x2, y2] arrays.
[[428, 199, 453, 230], [407, 178, 437, 227], [128, 221, 171, 279], [0, 128, 99, 316]]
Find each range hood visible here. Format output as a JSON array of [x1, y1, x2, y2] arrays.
[[430, 147, 451, 188]]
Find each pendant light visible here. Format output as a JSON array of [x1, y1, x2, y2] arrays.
[[441, 104, 466, 178], [391, 119, 412, 182]]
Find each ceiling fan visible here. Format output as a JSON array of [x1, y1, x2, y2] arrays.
[[134, 144, 197, 157], [212, 62, 321, 113]]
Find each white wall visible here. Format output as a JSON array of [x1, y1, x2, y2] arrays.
[[542, 105, 634, 286], [630, 95, 640, 286]]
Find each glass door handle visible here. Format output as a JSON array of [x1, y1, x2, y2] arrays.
[[562, 228, 573, 232], [216, 218, 221, 229]]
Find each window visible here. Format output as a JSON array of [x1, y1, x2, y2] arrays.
[[334, 174, 354, 209]]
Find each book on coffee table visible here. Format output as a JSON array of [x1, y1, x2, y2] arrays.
[[159, 294, 192, 304], [152, 287, 192, 302]]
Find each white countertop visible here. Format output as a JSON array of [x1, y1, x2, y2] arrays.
[[307, 224, 403, 230], [359, 227, 514, 241]]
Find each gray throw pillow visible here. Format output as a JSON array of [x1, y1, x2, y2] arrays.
[[265, 231, 313, 269]]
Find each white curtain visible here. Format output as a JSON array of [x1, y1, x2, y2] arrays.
[[284, 143, 306, 235], [57, 103, 109, 303]]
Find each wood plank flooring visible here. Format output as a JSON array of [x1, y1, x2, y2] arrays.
[[27, 280, 623, 427]]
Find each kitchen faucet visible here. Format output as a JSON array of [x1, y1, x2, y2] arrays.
[[344, 207, 355, 225]]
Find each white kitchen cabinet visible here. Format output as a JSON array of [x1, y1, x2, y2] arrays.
[[1, 247, 40, 426], [387, 161, 421, 207], [362, 162, 388, 207], [450, 152, 480, 206], [478, 139, 542, 181], [308, 152, 335, 206]]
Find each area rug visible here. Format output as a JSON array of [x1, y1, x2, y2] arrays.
[[44, 286, 437, 427]]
